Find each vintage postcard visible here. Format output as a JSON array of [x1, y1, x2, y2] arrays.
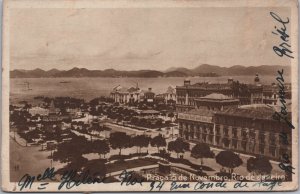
[[1, 0, 299, 192]]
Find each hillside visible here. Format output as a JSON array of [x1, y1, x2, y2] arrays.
[[10, 64, 290, 78]]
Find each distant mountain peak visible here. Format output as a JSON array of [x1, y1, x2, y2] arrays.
[[48, 68, 59, 71], [10, 65, 290, 78], [32, 68, 44, 71]]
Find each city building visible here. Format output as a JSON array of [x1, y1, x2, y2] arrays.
[[41, 100, 72, 123], [42, 100, 63, 122], [29, 107, 49, 116], [143, 88, 155, 103], [194, 93, 239, 111], [66, 107, 82, 118], [176, 75, 264, 112], [262, 83, 278, 105], [110, 85, 142, 104], [139, 109, 160, 116], [110, 85, 157, 104], [163, 86, 177, 104], [262, 83, 292, 105], [178, 101, 292, 161], [178, 93, 239, 146], [213, 104, 291, 160]]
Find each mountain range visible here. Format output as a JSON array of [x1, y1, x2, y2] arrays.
[[10, 64, 290, 78]]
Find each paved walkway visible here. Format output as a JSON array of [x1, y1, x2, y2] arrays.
[[71, 129, 104, 140], [10, 137, 62, 182], [105, 123, 145, 135], [9, 132, 28, 147], [109, 164, 159, 177], [9, 126, 285, 182]]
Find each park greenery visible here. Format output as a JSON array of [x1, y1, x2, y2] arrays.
[[10, 97, 275, 181], [247, 156, 273, 175]]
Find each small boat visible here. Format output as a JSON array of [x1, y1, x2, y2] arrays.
[[59, 81, 71, 84]]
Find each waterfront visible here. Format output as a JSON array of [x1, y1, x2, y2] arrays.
[[10, 76, 288, 104], [9, 74, 291, 181]]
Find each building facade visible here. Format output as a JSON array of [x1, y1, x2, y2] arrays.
[[163, 86, 177, 104], [262, 83, 292, 105], [110, 85, 142, 104], [143, 88, 155, 103], [178, 103, 292, 161], [212, 105, 291, 160], [176, 76, 264, 112], [29, 107, 49, 116], [178, 93, 239, 147]]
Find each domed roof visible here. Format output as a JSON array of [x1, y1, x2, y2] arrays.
[[201, 93, 232, 100]]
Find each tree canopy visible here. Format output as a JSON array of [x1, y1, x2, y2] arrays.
[[216, 150, 243, 169], [92, 140, 110, 158], [81, 159, 107, 179], [53, 135, 89, 163], [191, 143, 215, 164], [150, 134, 166, 153], [109, 132, 131, 155], [168, 138, 190, 158], [132, 135, 151, 153], [247, 156, 272, 175]]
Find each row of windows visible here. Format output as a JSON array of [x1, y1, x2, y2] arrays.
[[180, 124, 289, 146], [182, 131, 215, 143], [214, 117, 284, 131], [180, 130, 288, 157], [179, 123, 213, 131], [215, 125, 284, 145]]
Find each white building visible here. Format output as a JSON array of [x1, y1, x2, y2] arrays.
[[29, 107, 49, 116], [163, 86, 176, 104], [110, 85, 143, 104]]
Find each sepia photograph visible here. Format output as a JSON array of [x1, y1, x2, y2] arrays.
[[1, 0, 298, 192]]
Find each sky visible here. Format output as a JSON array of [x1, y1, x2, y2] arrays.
[[10, 7, 291, 71]]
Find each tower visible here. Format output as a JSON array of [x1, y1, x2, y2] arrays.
[[49, 100, 56, 114], [184, 79, 191, 86], [254, 73, 260, 85]]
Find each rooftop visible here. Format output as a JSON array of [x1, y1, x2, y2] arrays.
[[195, 93, 239, 103], [216, 104, 277, 120], [112, 85, 140, 93], [165, 86, 176, 94], [127, 87, 140, 93], [201, 93, 232, 100], [183, 108, 216, 117], [177, 81, 263, 90], [177, 82, 232, 90], [29, 107, 48, 111], [140, 110, 160, 114]]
